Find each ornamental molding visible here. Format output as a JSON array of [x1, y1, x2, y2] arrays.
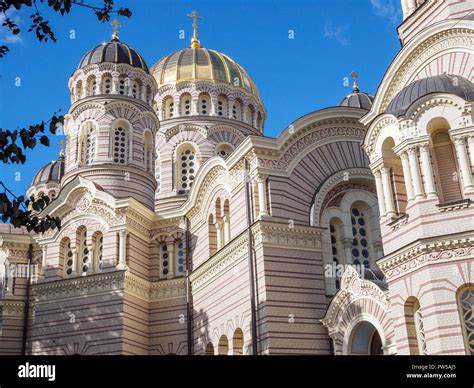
[[258, 126, 366, 171], [378, 236, 474, 281], [321, 265, 390, 333], [124, 272, 186, 302], [207, 124, 246, 143], [0, 300, 27, 318], [280, 117, 362, 151], [252, 220, 323, 251], [312, 168, 375, 225], [31, 271, 186, 304], [365, 115, 399, 157], [408, 96, 471, 128], [32, 271, 126, 303], [164, 123, 208, 142], [190, 231, 249, 291], [381, 28, 474, 112]]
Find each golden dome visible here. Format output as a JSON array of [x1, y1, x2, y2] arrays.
[[151, 48, 261, 100]]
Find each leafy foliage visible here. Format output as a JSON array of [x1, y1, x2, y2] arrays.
[[0, 0, 132, 232], [0, 0, 132, 57]]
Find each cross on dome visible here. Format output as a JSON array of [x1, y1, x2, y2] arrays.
[[111, 19, 121, 42], [187, 10, 203, 48]]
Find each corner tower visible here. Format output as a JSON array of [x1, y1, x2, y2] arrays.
[[62, 26, 159, 209]]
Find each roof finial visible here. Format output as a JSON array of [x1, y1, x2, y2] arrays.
[[187, 10, 202, 48], [111, 19, 121, 42], [351, 71, 360, 93], [59, 140, 65, 160]]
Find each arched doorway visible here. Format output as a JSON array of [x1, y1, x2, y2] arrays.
[[348, 321, 383, 355]]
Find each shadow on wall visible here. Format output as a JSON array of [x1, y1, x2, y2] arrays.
[[27, 289, 124, 355]]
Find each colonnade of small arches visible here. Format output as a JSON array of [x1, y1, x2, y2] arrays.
[[70, 68, 155, 106], [158, 92, 264, 131], [372, 117, 474, 219], [59, 227, 104, 277], [155, 235, 187, 279], [204, 328, 244, 355], [208, 197, 231, 256], [69, 120, 155, 173]]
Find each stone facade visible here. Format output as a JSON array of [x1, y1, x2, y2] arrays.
[[0, 0, 472, 355]]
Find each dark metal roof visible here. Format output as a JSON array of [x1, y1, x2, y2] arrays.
[[386, 74, 474, 117], [78, 41, 149, 73], [32, 157, 65, 186], [338, 92, 374, 110]]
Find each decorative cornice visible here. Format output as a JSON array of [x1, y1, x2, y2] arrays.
[[252, 220, 323, 251], [32, 270, 186, 303], [378, 235, 474, 281], [0, 300, 27, 318]]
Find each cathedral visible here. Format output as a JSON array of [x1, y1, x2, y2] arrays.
[[0, 0, 473, 356]]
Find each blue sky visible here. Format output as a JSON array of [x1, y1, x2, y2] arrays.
[[0, 0, 403, 199]]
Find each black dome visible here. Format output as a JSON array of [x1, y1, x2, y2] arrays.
[[78, 40, 149, 73], [32, 157, 65, 186], [386, 74, 474, 117], [338, 92, 374, 110]]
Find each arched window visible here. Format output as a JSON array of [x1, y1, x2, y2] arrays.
[[257, 112, 262, 130], [382, 137, 407, 214], [118, 76, 127, 95], [61, 238, 73, 277], [87, 76, 97, 96], [405, 297, 427, 355], [208, 214, 217, 257], [246, 105, 255, 126], [112, 126, 129, 164], [177, 146, 197, 192], [159, 243, 170, 278], [102, 74, 112, 94], [217, 95, 228, 117], [79, 121, 96, 166], [205, 343, 214, 355], [233, 328, 244, 355], [218, 335, 228, 355], [131, 79, 141, 99], [180, 94, 192, 116], [75, 80, 82, 101], [143, 131, 153, 173], [215, 198, 223, 250], [175, 239, 186, 276], [223, 199, 230, 245], [146, 85, 152, 104], [232, 100, 242, 120], [329, 219, 344, 289], [164, 97, 174, 119], [457, 286, 474, 354], [350, 206, 370, 268], [215, 143, 234, 159], [198, 93, 210, 115], [92, 232, 103, 272], [77, 227, 90, 276], [431, 130, 462, 203]]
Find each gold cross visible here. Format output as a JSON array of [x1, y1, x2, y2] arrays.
[[59, 140, 65, 158], [351, 71, 359, 93], [187, 10, 202, 48], [111, 19, 121, 41]]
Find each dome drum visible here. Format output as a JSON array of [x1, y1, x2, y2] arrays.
[[70, 41, 157, 106]]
